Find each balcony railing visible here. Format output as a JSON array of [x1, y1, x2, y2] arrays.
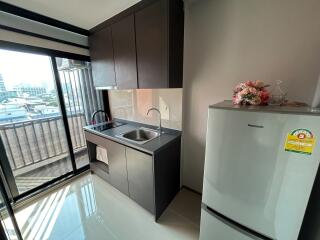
[[0, 61, 103, 194], [0, 114, 87, 177]]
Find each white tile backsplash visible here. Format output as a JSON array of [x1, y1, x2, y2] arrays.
[[108, 89, 182, 130]]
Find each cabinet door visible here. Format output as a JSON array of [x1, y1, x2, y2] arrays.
[[126, 148, 154, 213], [135, 0, 169, 88], [105, 139, 129, 195], [89, 27, 116, 88], [112, 15, 138, 89]]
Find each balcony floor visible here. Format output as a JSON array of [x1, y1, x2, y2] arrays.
[[15, 151, 89, 194]]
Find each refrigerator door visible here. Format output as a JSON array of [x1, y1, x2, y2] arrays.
[[200, 208, 262, 240], [202, 108, 320, 240]]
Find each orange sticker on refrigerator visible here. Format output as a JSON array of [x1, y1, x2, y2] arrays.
[[285, 129, 316, 155]]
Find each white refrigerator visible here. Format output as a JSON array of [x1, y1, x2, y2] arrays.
[[200, 101, 320, 240]]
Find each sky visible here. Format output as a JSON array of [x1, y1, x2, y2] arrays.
[[0, 49, 55, 91]]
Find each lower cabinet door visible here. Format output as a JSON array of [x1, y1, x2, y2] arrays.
[[126, 147, 154, 213], [200, 208, 263, 240], [105, 139, 129, 196]]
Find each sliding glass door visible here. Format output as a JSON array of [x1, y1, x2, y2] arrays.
[[0, 49, 73, 196], [0, 48, 103, 200], [0, 43, 99, 240], [55, 57, 104, 169]]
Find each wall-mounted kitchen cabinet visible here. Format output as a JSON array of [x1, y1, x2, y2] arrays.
[[112, 14, 138, 89], [135, 0, 184, 88], [89, 0, 184, 89], [89, 27, 116, 89]]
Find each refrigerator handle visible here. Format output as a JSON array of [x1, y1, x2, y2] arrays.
[[248, 124, 265, 128], [202, 204, 274, 240]]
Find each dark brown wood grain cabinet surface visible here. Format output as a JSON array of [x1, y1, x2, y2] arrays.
[[89, 27, 116, 89], [85, 128, 181, 220], [135, 0, 169, 89], [112, 14, 138, 89], [89, 0, 184, 89], [168, 0, 184, 88]]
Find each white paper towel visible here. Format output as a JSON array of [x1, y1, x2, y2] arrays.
[[96, 146, 109, 165]]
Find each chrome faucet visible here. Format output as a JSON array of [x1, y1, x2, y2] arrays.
[[91, 110, 110, 125], [147, 107, 162, 135]]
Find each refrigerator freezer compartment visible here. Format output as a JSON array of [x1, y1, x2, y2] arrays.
[[200, 206, 268, 240]]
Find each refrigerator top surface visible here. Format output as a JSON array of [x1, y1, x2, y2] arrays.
[[211, 100, 320, 116]]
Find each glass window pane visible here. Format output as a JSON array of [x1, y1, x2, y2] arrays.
[[56, 58, 104, 169], [0, 178, 22, 240], [0, 49, 73, 195], [1, 198, 20, 240]]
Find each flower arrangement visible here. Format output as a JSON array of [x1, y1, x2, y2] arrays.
[[233, 80, 270, 105]]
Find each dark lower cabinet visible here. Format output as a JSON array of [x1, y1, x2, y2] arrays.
[[85, 132, 129, 195], [105, 139, 129, 196], [126, 148, 154, 213], [85, 130, 181, 220]]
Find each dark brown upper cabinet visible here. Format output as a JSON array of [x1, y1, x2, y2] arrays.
[[89, 27, 116, 89], [135, 0, 168, 89], [112, 14, 138, 89], [89, 0, 184, 89]]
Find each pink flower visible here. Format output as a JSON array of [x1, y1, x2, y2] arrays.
[[254, 80, 265, 89], [232, 80, 270, 105], [248, 96, 261, 105], [233, 82, 247, 93], [245, 81, 255, 87], [259, 90, 270, 104], [239, 88, 249, 95], [239, 87, 257, 96], [232, 93, 243, 104]]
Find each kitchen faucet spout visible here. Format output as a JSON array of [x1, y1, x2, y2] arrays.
[[147, 107, 162, 135], [91, 110, 110, 125]]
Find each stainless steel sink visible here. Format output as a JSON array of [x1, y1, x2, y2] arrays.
[[117, 128, 160, 144]]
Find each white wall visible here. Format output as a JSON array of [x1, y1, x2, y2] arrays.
[[182, 0, 320, 192]]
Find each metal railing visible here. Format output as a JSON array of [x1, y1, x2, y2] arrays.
[[0, 114, 87, 175], [59, 67, 104, 125], [0, 62, 103, 179]]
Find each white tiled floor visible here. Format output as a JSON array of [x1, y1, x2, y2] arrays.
[[8, 173, 201, 240]]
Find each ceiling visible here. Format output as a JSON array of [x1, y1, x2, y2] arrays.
[[2, 0, 142, 29]]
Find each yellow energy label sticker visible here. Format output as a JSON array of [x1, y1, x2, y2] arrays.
[[284, 129, 316, 155]]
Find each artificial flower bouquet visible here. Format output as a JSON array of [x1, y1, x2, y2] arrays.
[[233, 80, 270, 105]]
